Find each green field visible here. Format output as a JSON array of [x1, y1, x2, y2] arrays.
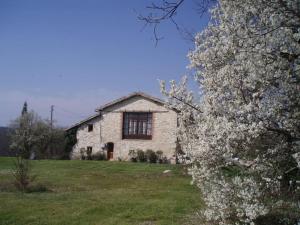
[[0, 157, 202, 225]]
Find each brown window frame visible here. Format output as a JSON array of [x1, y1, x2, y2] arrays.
[[122, 112, 152, 140]]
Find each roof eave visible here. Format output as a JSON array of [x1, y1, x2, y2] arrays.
[[65, 113, 101, 131], [95, 92, 165, 112]]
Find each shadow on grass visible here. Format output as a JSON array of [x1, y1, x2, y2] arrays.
[[24, 183, 51, 193], [0, 181, 51, 193]]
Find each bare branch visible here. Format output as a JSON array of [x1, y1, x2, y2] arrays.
[[266, 127, 299, 143], [138, 0, 217, 45], [171, 95, 203, 112], [138, 0, 185, 45], [194, 0, 216, 17]]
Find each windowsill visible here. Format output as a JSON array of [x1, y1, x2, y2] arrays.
[[122, 135, 152, 140]]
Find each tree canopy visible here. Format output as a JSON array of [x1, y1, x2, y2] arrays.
[[161, 0, 300, 224]]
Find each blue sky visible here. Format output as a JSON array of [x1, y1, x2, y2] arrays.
[[0, 0, 209, 127]]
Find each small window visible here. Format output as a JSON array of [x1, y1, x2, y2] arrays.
[[122, 112, 152, 139], [87, 146, 93, 152], [88, 124, 93, 132]]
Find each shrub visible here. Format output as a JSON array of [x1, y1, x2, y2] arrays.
[[156, 150, 163, 163], [137, 149, 146, 162], [13, 156, 36, 192], [86, 148, 92, 160], [128, 149, 137, 162], [70, 151, 81, 160], [162, 156, 169, 164], [92, 152, 106, 160], [145, 149, 157, 163], [80, 148, 86, 160]]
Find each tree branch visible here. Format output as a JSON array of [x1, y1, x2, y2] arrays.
[[171, 95, 203, 112], [266, 127, 299, 142], [138, 0, 185, 45]]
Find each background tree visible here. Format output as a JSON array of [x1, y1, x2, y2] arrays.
[[9, 103, 74, 191], [10, 110, 42, 159], [10, 103, 69, 159], [160, 0, 300, 224], [63, 128, 77, 160], [33, 119, 52, 159], [21, 101, 28, 116], [0, 127, 13, 156], [9, 102, 39, 191]]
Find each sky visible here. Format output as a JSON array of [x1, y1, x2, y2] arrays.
[[0, 0, 209, 127]]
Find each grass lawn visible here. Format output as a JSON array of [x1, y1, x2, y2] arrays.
[[0, 157, 203, 225]]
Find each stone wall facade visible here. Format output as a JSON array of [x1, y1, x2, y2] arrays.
[[71, 96, 178, 162]]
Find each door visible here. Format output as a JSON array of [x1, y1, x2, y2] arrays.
[[108, 151, 113, 160], [107, 142, 114, 160]]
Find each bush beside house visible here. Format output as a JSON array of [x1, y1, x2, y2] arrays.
[[128, 149, 169, 164]]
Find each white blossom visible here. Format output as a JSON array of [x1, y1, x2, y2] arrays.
[[161, 0, 300, 224]]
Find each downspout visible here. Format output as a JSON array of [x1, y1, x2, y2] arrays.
[[99, 111, 103, 147]]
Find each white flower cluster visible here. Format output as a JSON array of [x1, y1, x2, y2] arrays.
[[161, 0, 300, 224], [201, 176, 267, 224]]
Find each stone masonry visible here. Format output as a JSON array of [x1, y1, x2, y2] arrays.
[[69, 93, 178, 162]]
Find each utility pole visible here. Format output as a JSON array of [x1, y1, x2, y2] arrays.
[[50, 105, 54, 129], [49, 105, 54, 157]]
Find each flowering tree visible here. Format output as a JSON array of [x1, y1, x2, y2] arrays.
[[161, 0, 300, 224], [10, 104, 67, 159], [10, 110, 48, 159]]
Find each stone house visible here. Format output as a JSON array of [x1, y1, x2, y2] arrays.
[[66, 92, 178, 162]]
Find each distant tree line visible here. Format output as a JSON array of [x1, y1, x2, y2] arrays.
[[0, 127, 13, 156]]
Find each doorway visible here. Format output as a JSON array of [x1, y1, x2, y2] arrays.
[[107, 142, 114, 160]]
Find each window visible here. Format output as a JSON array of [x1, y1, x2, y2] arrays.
[[88, 124, 93, 132], [122, 112, 152, 139]]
